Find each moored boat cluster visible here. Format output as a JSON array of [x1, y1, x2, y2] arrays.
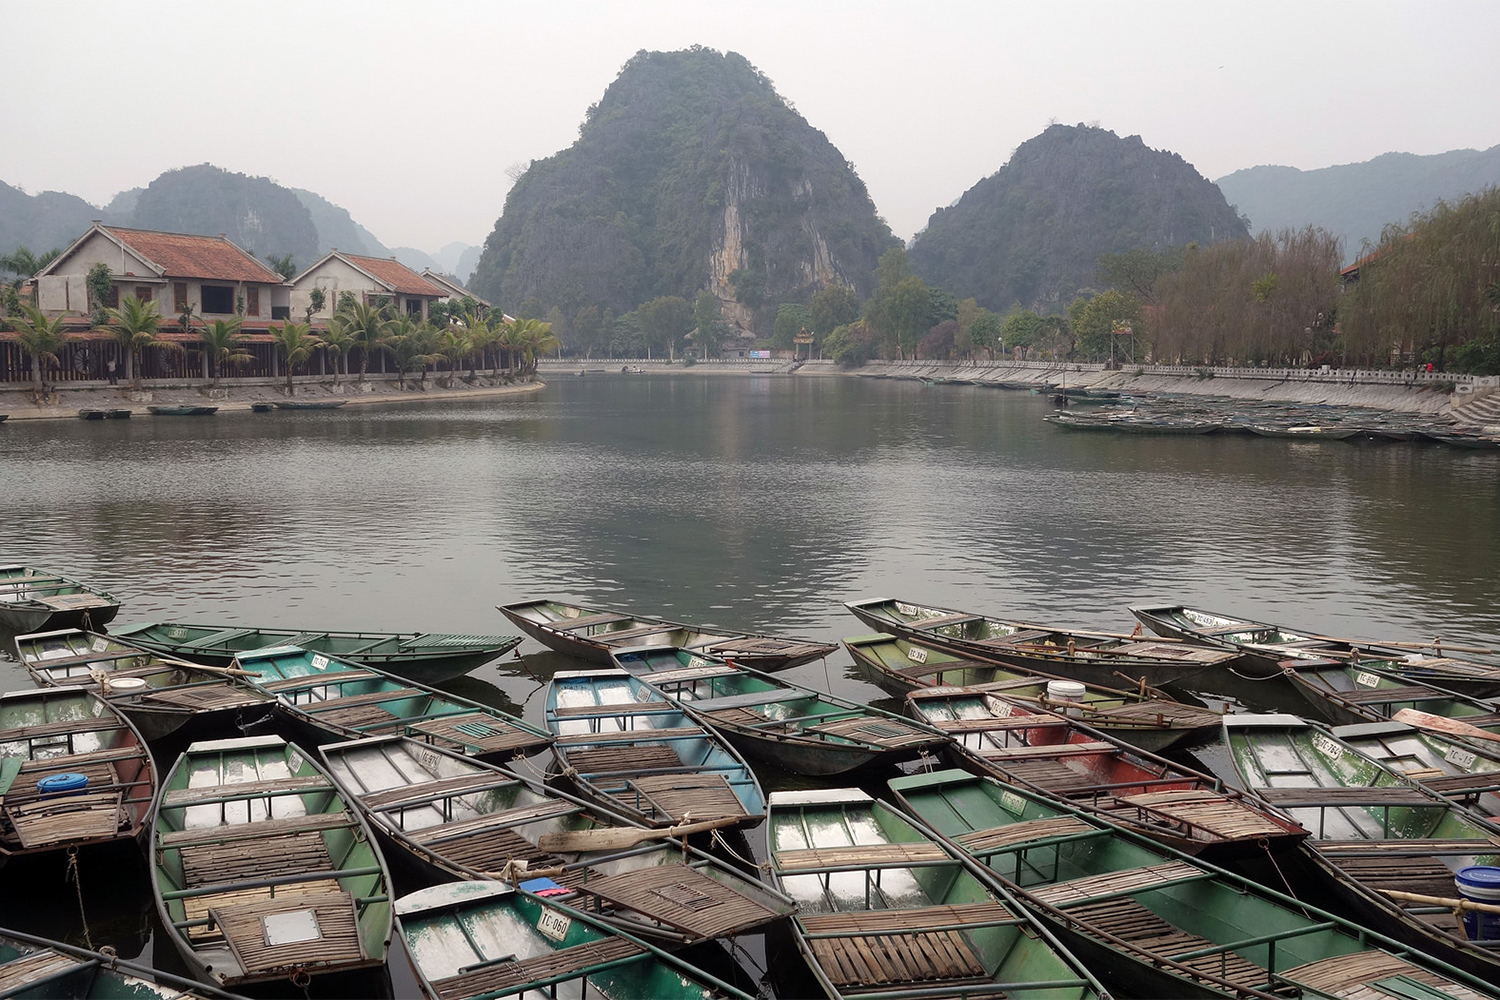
[[3, 568, 1500, 998]]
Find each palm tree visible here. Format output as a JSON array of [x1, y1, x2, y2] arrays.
[[0, 246, 61, 287], [270, 321, 321, 395], [380, 316, 437, 389], [431, 324, 474, 387], [459, 311, 490, 379], [509, 317, 559, 377], [8, 305, 70, 398], [105, 296, 180, 388], [490, 316, 517, 377], [318, 315, 358, 385], [338, 300, 387, 382], [199, 317, 250, 386]]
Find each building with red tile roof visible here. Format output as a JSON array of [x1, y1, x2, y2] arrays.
[[289, 251, 447, 324]]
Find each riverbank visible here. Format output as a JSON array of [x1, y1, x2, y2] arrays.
[[0, 376, 546, 421]]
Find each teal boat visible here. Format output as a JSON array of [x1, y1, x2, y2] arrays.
[[890, 767, 1499, 1000], [1284, 659, 1500, 733], [0, 688, 155, 865], [321, 734, 795, 945], [151, 734, 392, 990], [0, 564, 119, 633], [1330, 719, 1500, 818], [109, 620, 522, 684], [1226, 714, 1500, 980], [234, 645, 550, 763], [769, 787, 1105, 999], [396, 881, 754, 1000], [546, 668, 764, 830], [15, 627, 275, 742], [0, 926, 244, 998], [612, 644, 949, 775]]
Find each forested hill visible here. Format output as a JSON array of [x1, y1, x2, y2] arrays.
[[909, 124, 1249, 313], [0, 182, 103, 260], [1215, 144, 1500, 261], [470, 46, 898, 328], [129, 164, 320, 267]]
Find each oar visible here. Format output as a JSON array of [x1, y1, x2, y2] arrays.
[[537, 815, 741, 852], [157, 656, 259, 677], [1392, 708, 1500, 743]]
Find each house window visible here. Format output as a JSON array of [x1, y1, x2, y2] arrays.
[[405, 298, 422, 317], [201, 285, 234, 314], [174, 283, 188, 311], [246, 287, 260, 316], [103, 285, 119, 308], [134, 285, 153, 303]]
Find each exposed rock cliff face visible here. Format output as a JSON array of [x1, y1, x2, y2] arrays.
[[471, 47, 897, 327], [909, 124, 1249, 312]]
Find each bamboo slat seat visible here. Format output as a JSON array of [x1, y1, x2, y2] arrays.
[[311, 704, 396, 729], [1282, 950, 1486, 999], [556, 726, 703, 746], [4, 790, 125, 848], [803, 915, 991, 991], [628, 774, 748, 823], [211, 889, 365, 975], [0, 717, 124, 744], [1117, 790, 1292, 839], [1097, 702, 1220, 726], [404, 802, 576, 847], [181, 831, 332, 887], [299, 688, 423, 712], [1061, 896, 1269, 989], [565, 744, 683, 775], [362, 774, 517, 811], [140, 684, 268, 710], [687, 689, 805, 713], [984, 759, 1097, 791], [258, 670, 379, 692], [403, 714, 548, 754], [1028, 861, 1208, 907], [549, 703, 677, 719], [568, 863, 779, 939], [955, 817, 1097, 853], [1421, 772, 1500, 794], [163, 775, 332, 807], [633, 665, 738, 685], [700, 637, 832, 657], [938, 717, 1042, 733], [777, 842, 950, 872], [799, 902, 1016, 935], [980, 740, 1115, 759], [0, 950, 86, 993], [807, 717, 939, 748], [162, 811, 355, 847], [1315, 837, 1500, 855], [1256, 786, 1436, 807], [429, 937, 643, 1000]]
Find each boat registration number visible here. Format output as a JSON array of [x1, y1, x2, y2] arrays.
[[896, 602, 919, 616], [312, 654, 330, 670], [908, 647, 928, 664], [991, 701, 1012, 718], [1445, 746, 1477, 769], [1312, 733, 1343, 760], [1354, 671, 1381, 688], [92, 637, 110, 653], [999, 790, 1026, 815], [536, 908, 571, 942]]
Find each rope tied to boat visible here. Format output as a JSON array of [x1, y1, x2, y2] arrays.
[[289, 966, 312, 994], [66, 846, 95, 951], [97, 945, 116, 970], [709, 828, 772, 874], [1258, 834, 1312, 919]]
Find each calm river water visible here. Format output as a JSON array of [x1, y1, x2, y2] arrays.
[[1, 372, 1497, 993]]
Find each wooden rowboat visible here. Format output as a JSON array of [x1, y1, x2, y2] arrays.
[[396, 880, 755, 1000], [1283, 659, 1500, 734], [612, 644, 949, 775], [1225, 714, 1500, 980], [108, 620, 521, 685], [906, 695, 1304, 861], [15, 627, 274, 742], [234, 645, 550, 763], [546, 669, 764, 831], [146, 404, 218, 416], [845, 597, 1239, 687], [0, 688, 155, 866], [151, 734, 392, 990], [498, 597, 837, 672], [1331, 719, 1500, 818], [322, 735, 794, 945], [769, 787, 1105, 1000], [890, 767, 1497, 1000], [273, 399, 347, 409], [0, 565, 119, 634], [0, 925, 243, 999]]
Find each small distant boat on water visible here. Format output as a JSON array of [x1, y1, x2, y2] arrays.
[[621, 364, 644, 373], [273, 399, 347, 409], [0, 688, 155, 866], [249, 402, 273, 412], [499, 597, 837, 672], [145, 404, 217, 416], [109, 620, 521, 684], [151, 734, 392, 991], [1044, 411, 1221, 434], [845, 597, 1240, 687], [395, 881, 756, 1000], [611, 644, 949, 775], [0, 564, 119, 633], [546, 668, 764, 831], [235, 645, 551, 763], [76, 408, 131, 420], [15, 627, 275, 742], [0, 925, 244, 999], [1247, 423, 1360, 439]]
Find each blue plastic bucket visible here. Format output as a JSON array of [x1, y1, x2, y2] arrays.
[[1455, 866, 1500, 940], [36, 773, 89, 798]]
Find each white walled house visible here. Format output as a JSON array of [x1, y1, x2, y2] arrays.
[[289, 252, 446, 324], [33, 224, 290, 322]]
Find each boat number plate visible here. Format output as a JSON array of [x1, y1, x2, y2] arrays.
[[92, 637, 109, 653], [288, 749, 304, 773], [91, 699, 104, 717], [1354, 671, 1381, 688], [418, 748, 440, 772], [1445, 746, 1477, 769], [999, 790, 1025, 815], [1312, 733, 1343, 760], [312, 654, 330, 670], [909, 647, 928, 664], [168, 627, 188, 640], [896, 603, 919, 616], [688, 655, 713, 668], [536, 907, 571, 942], [991, 700, 1012, 717]]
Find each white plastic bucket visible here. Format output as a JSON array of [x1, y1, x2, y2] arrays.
[[1045, 680, 1087, 716]]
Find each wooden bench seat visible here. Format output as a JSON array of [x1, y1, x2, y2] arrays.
[[299, 688, 423, 712], [1256, 786, 1436, 807], [565, 744, 683, 775], [162, 775, 333, 807], [591, 625, 675, 644], [955, 817, 1098, 853], [982, 740, 1115, 759], [799, 902, 1016, 936], [406, 802, 576, 847], [162, 811, 356, 847], [908, 613, 982, 629], [777, 842, 950, 872], [1027, 861, 1208, 907], [0, 716, 125, 744], [556, 725, 703, 746], [211, 889, 364, 975], [568, 863, 780, 939], [430, 937, 643, 1000], [807, 717, 939, 748], [628, 774, 748, 823], [1064, 896, 1270, 989], [1281, 950, 1483, 999], [0, 950, 87, 994], [362, 773, 518, 811]]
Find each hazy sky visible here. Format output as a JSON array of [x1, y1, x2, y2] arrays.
[[7, 1, 1499, 253]]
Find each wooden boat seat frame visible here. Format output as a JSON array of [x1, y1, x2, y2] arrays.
[[429, 936, 643, 1000], [567, 863, 782, 940]]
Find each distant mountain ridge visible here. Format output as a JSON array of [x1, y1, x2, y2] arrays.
[[1215, 144, 1500, 260], [909, 124, 1249, 312]]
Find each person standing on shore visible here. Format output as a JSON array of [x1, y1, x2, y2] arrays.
[[106, 358, 117, 385]]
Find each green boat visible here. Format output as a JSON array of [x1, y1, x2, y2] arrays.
[[151, 734, 392, 991], [15, 627, 275, 742], [769, 787, 1104, 999], [321, 734, 795, 946], [890, 768, 1498, 1000], [0, 926, 244, 998], [234, 645, 550, 764], [1284, 659, 1500, 733], [1226, 714, 1500, 980], [396, 880, 754, 1000], [108, 621, 522, 685], [1330, 719, 1500, 819], [612, 644, 949, 775], [0, 687, 155, 866], [0, 564, 119, 633], [146, 404, 218, 416]]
